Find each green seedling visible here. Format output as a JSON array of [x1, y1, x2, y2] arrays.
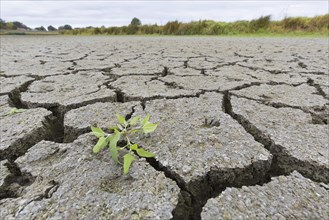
[[91, 114, 157, 174], [5, 107, 26, 116]]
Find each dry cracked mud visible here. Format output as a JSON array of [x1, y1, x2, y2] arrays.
[[0, 36, 328, 220]]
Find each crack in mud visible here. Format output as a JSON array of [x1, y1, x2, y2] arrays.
[[7, 83, 116, 148], [0, 117, 53, 162], [8, 80, 35, 108], [43, 106, 65, 143], [234, 52, 254, 58], [0, 161, 35, 200], [228, 82, 262, 91], [238, 63, 288, 75], [223, 92, 328, 183], [307, 78, 329, 100], [227, 80, 328, 124], [15, 179, 59, 215], [145, 155, 272, 220]]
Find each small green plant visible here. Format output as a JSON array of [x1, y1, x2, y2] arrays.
[[5, 107, 26, 116], [91, 114, 157, 174]]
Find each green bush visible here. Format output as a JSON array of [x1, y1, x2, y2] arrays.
[[249, 15, 271, 32]]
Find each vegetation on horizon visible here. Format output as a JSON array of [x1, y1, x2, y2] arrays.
[[1, 14, 328, 36]]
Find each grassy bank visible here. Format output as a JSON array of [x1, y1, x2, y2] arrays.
[[1, 31, 327, 38], [0, 30, 59, 35], [58, 14, 328, 36], [1, 14, 328, 37]]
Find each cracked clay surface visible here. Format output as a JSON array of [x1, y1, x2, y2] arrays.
[[0, 36, 328, 219]]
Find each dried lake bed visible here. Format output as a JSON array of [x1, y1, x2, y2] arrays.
[[0, 36, 328, 219]]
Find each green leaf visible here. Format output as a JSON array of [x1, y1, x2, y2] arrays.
[[116, 114, 126, 125], [108, 126, 118, 131], [91, 126, 105, 138], [130, 116, 140, 125], [123, 153, 135, 174], [141, 115, 151, 126], [109, 144, 119, 163], [14, 108, 25, 113], [128, 129, 139, 134], [109, 130, 121, 163], [92, 137, 107, 153], [136, 148, 155, 158], [5, 109, 16, 116], [129, 144, 138, 150], [5, 108, 26, 116], [142, 123, 158, 134]]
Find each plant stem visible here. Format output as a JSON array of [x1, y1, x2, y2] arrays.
[[126, 135, 131, 145]]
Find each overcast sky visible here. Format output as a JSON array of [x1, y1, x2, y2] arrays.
[[1, 0, 328, 28]]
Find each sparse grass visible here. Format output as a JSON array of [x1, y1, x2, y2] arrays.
[[221, 32, 329, 38]]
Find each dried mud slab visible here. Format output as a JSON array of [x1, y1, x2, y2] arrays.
[[295, 54, 328, 74], [0, 134, 180, 220], [238, 59, 304, 73], [0, 101, 52, 160], [161, 74, 258, 92], [111, 61, 165, 76], [232, 84, 327, 109], [74, 59, 116, 71], [21, 72, 116, 110], [0, 59, 75, 77], [64, 101, 139, 142], [187, 57, 219, 70], [234, 39, 328, 74], [230, 96, 329, 182], [202, 171, 328, 219], [169, 67, 203, 76], [72, 51, 126, 71], [0, 76, 34, 95], [157, 57, 186, 69], [0, 96, 9, 107], [133, 93, 272, 203], [210, 65, 306, 85], [110, 75, 195, 101]]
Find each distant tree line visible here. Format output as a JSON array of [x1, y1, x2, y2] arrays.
[[1, 14, 328, 35], [59, 15, 329, 35], [0, 19, 31, 30], [0, 19, 73, 32]]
